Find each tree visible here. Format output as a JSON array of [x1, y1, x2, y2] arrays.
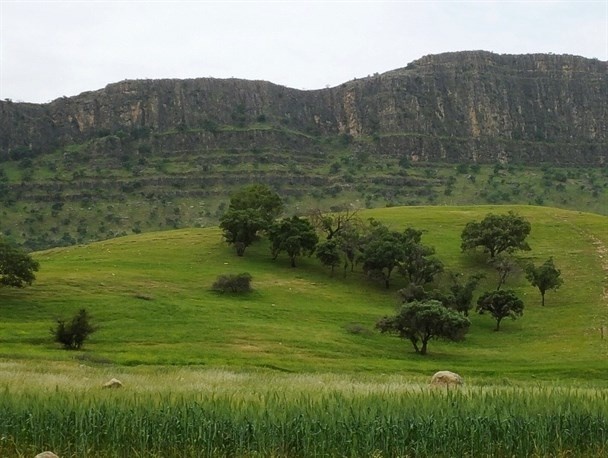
[[308, 207, 360, 240], [461, 212, 531, 259], [219, 208, 264, 256], [315, 240, 341, 276], [525, 257, 563, 306], [445, 273, 484, 316], [334, 222, 362, 275], [376, 300, 470, 355], [52, 309, 96, 350], [359, 226, 406, 289], [0, 239, 39, 287], [476, 290, 524, 331], [228, 184, 283, 228], [400, 240, 444, 286], [492, 255, 516, 290], [268, 216, 319, 267]]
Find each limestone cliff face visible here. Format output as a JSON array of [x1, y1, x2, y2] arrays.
[[1, 51, 606, 164]]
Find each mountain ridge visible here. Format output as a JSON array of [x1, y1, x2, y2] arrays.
[[2, 50, 606, 165]]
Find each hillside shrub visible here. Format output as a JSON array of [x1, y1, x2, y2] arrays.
[[52, 309, 96, 350], [212, 273, 252, 293]]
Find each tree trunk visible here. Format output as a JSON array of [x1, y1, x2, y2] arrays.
[[410, 338, 420, 354], [541, 291, 545, 306], [420, 339, 428, 355], [495, 318, 502, 331], [290, 257, 296, 268]]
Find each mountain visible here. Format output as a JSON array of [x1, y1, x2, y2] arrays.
[[1, 51, 607, 250], [2, 51, 607, 165]]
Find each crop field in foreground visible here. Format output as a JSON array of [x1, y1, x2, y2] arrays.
[[0, 205, 606, 456], [0, 362, 607, 457]]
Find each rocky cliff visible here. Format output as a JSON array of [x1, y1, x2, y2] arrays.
[[1, 50, 607, 164]]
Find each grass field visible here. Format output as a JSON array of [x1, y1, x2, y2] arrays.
[[1, 204, 606, 378], [0, 204, 606, 456]]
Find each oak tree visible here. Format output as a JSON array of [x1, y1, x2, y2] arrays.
[[476, 289, 524, 331], [525, 257, 563, 306], [376, 300, 470, 355], [461, 212, 531, 259], [0, 239, 39, 287]]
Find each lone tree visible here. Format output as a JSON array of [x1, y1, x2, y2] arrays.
[[269, 216, 319, 267], [525, 257, 563, 306], [0, 239, 39, 287], [52, 309, 96, 350], [376, 300, 470, 355], [461, 212, 531, 259], [476, 290, 524, 331]]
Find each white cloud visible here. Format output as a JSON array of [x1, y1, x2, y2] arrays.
[[1, 0, 606, 103]]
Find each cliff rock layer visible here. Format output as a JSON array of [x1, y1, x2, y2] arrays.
[[1, 51, 606, 165]]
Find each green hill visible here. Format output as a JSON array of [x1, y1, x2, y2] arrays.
[[2, 205, 606, 381]]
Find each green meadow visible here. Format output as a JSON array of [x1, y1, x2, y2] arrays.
[[1, 205, 607, 456]]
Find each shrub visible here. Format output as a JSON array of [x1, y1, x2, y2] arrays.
[[52, 309, 97, 350], [212, 273, 252, 293]]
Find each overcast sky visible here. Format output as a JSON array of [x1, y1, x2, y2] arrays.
[[1, 0, 606, 104]]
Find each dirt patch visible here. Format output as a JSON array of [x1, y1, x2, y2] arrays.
[[589, 235, 608, 302]]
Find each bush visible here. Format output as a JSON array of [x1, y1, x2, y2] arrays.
[[212, 273, 252, 293], [52, 309, 96, 350]]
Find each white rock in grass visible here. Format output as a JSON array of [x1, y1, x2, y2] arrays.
[[102, 378, 123, 389], [34, 452, 59, 458], [430, 370, 463, 387]]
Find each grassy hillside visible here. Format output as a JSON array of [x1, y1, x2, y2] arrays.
[[1, 205, 606, 382]]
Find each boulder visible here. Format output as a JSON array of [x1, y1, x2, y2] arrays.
[[102, 378, 123, 389], [34, 452, 59, 458], [430, 370, 463, 387]]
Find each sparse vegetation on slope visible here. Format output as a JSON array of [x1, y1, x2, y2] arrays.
[[0, 205, 605, 379]]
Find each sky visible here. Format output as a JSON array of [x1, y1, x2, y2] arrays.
[[1, 0, 607, 104]]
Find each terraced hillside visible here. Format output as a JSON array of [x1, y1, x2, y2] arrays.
[[1, 51, 606, 250]]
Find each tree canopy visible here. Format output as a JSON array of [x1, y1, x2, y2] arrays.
[[376, 300, 470, 355], [269, 216, 319, 267], [228, 184, 284, 227], [0, 239, 39, 287], [525, 257, 563, 306], [315, 240, 341, 275], [359, 223, 442, 289], [445, 273, 484, 316], [358, 226, 406, 289], [476, 289, 524, 331], [219, 208, 265, 256], [461, 212, 531, 259]]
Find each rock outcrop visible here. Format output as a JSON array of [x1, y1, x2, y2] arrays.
[[2, 51, 606, 165], [102, 378, 123, 389], [430, 370, 464, 387]]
